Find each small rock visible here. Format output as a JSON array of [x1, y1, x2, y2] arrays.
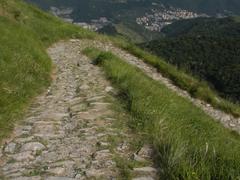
[[2, 161, 28, 171], [4, 142, 16, 154], [0, 147, 3, 157], [87, 96, 105, 102], [133, 167, 157, 176], [137, 145, 153, 159], [47, 89, 52, 96], [98, 142, 109, 147], [132, 177, 155, 180], [70, 103, 88, 113], [5, 172, 23, 179], [21, 142, 45, 152], [15, 136, 34, 143], [12, 151, 34, 161], [229, 123, 236, 127], [46, 177, 75, 180], [85, 169, 104, 178], [105, 86, 114, 93], [80, 84, 90, 90], [47, 167, 65, 176], [117, 142, 129, 152], [75, 174, 83, 179], [70, 39, 79, 43], [14, 177, 41, 180], [23, 126, 32, 131], [132, 153, 146, 162], [38, 151, 59, 163], [15, 126, 32, 136], [94, 149, 111, 160]]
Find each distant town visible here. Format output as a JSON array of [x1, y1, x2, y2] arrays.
[[136, 6, 209, 32], [50, 5, 208, 32]]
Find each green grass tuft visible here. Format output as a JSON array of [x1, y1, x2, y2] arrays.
[[83, 48, 240, 179]]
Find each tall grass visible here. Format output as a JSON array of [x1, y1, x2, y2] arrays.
[[109, 38, 240, 117], [0, 0, 96, 141], [83, 48, 240, 179]]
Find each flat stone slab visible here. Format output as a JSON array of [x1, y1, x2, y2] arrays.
[[14, 136, 35, 143], [14, 177, 41, 180], [133, 177, 155, 180], [11, 151, 34, 161], [46, 177, 75, 180], [4, 142, 16, 154], [21, 142, 45, 152], [133, 167, 158, 177]]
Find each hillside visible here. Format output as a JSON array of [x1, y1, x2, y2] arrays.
[[0, 0, 94, 140], [27, 0, 240, 17], [142, 17, 240, 102], [0, 0, 240, 179], [159, 0, 240, 15], [26, 0, 240, 43]]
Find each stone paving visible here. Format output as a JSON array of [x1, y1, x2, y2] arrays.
[[80, 39, 240, 134], [0, 40, 157, 180], [1, 38, 239, 179]]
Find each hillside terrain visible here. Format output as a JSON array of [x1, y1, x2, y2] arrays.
[[159, 0, 240, 15], [142, 17, 240, 102], [0, 0, 240, 179], [26, 0, 240, 43], [24, 0, 208, 42], [27, 0, 240, 17]]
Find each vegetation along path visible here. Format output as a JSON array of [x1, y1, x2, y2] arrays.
[[0, 40, 158, 179], [83, 40, 240, 134], [0, 38, 240, 179]]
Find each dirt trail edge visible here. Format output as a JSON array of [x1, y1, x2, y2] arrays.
[[0, 40, 157, 180]]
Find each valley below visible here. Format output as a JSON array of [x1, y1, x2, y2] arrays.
[[26, 0, 211, 41], [26, 0, 238, 39]]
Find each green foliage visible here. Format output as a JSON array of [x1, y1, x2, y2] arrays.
[[97, 24, 119, 36], [143, 17, 240, 103], [0, 0, 96, 141], [114, 156, 133, 179], [1, 1, 240, 178], [110, 38, 240, 117], [84, 49, 240, 179], [162, 17, 240, 37]]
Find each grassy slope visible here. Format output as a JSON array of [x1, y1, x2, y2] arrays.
[[1, 1, 239, 142], [115, 23, 146, 43], [142, 17, 240, 103], [1, 0, 240, 178], [111, 39, 240, 117], [83, 48, 240, 179], [114, 20, 162, 43], [0, 0, 95, 140]]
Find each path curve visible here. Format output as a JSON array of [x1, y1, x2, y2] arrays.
[[0, 40, 157, 180], [0, 38, 239, 179]]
